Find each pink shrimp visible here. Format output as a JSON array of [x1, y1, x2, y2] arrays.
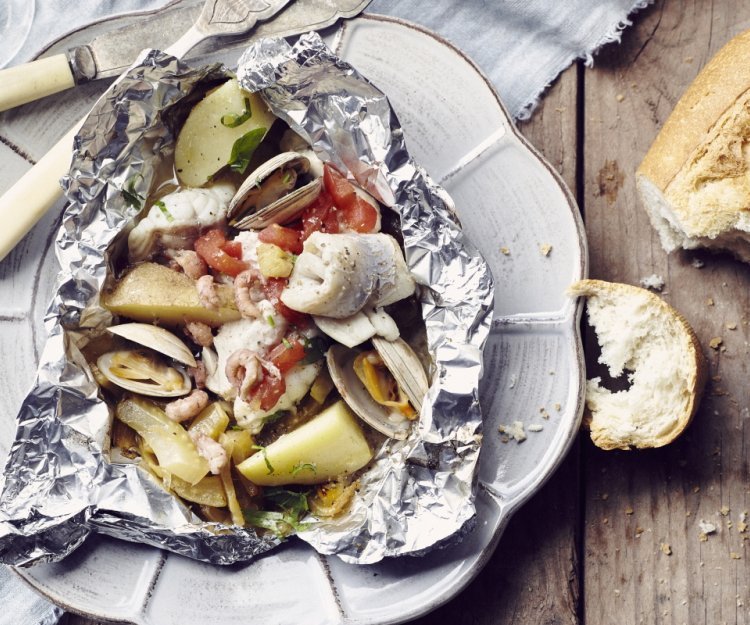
[[170, 249, 208, 280], [196, 275, 220, 310], [185, 320, 214, 347], [165, 390, 209, 423], [233, 269, 264, 319], [225, 348, 261, 402], [189, 360, 207, 389], [189, 432, 228, 475]]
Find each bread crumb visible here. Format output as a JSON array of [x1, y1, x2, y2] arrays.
[[707, 298, 715, 306], [693, 486, 701, 493], [528, 424, 544, 432], [709, 337, 723, 350], [500, 246, 510, 255], [691, 258, 705, 268], [616, 93, 625, 102], [739, 512, 748, 533], [625, 507, 634, 515], [731, 552, 741, 560], [660, 543, 672, 555], [699, 520, 717, 536], [540, 243, 553, 256], [684, 56, 694, 63], [499, 421, 526, 442], [721, 505, 730, 516], [603, 517, 609, 524], [639, 274, 665, 291], [554, 403, 561, 411], [727, 322, 737, 330], [635, 526, 645, 537]]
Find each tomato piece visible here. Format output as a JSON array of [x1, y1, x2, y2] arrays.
[[340, 196, 379, 233], [263, 278, 309, 326], [268, 338, 306, 373], [222, 241, 243, 259], [300, 190, 335, 240], [256, 374, 286, 412], [258, 223, 303, 254], [323, 164, 355, 209], [194, 229, 248, 277]]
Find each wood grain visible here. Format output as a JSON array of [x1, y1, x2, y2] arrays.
[[582, 1, 750, 623]]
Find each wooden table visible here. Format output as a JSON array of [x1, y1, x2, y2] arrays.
[[13, 0, 748, 622]]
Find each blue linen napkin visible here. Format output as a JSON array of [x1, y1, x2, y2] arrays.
[[0, 0, 651, 623]]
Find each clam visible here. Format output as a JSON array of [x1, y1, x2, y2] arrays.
[[228, 152, 322, 230], [327, 338, 429, 440], [106, 323, 197, 367], [97, 350, 192, 397]]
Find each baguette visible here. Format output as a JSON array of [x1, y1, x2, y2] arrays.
[[636, 29, 750, 261], [568, 280, 707, 450]]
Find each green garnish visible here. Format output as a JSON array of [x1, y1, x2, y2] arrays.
[[243, 487, 311, 537], [251, 444, 274, 474], [228, 127, 267, 174], [154, 199, 174, 222], [263, 410, 287, 425], [122, 175, 144, 209], [281, 171, 293, 185], [291, 462, 317, 476], [301, 336, 329, 364], [267, 315, 276, 327], [282, 337, 292, 349], [220, 97, 253, 128]]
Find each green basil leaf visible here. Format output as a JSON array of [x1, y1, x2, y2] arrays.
[[122, 174, 144, 209], [154, 200, 174, 222], [228, 127, 266, 174]]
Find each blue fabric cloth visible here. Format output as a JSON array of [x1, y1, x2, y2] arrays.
[[0, 0, 650, 623]]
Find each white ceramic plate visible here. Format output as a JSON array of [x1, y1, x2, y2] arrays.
[[0, 14, 587, 625]]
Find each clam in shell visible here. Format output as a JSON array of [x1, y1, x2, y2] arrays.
[[228, 152, 322, 230], [107, 323, 197, 367], [327, 338, 429, 440], [97, 350, 192, 397]]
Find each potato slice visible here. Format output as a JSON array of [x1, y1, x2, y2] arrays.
[[175, 79, 276, 186], [102, 262, 241, 327], [188, 402, 230, 440], [236, 401, 373, 486]]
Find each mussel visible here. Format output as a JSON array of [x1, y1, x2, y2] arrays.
[[327, 338, 429, 440], [228, 152, 322, 230]]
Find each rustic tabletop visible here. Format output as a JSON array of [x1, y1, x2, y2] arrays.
[[5, 0, 750, 623]]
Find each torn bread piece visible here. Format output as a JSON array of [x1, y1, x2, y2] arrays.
[[636, 29, 750, 261], [568, 279, 707, 450]]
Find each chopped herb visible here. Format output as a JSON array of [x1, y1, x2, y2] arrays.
[[301, 336, 330, 364], [263, 410, 287, 425], [154, 199, 174, 222], [122, 175, 144, 209], [267, 315, 276, 327], [242, 510, 307, 537], [220, 97, 253, 128], [228, 127, 267, 174], [251, 444, 274, 474], [230, 424, 243, 431], [291, 462, 317, 476], [243, 487, 311, 537], [265, 487, 310, 513], [281, 171, 293, 185], [282, 337, 292, 349]]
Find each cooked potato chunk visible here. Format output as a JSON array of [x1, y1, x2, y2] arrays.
[[102, 262, 241, 326], [175, 79, 276, 186], [236, 401, 373, 486], [257, 242, 294, 278]]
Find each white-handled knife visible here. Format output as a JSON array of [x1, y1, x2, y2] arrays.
[[0, 0, 371, 113]]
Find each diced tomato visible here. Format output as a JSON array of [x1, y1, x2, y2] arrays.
[[263, 278, 309, 326], [323, 164, 356, 209], [267, 337, 306, 373], [321, 164, 378, 233], [255, 374, 286, 412], [340, 196, 379, 233], [194, 229, 248, 277], [300, 190, 336, 240], [221, 240, 243, 259], [258, 223, 303, 254]]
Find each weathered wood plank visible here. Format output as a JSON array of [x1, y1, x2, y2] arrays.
[[583, 1, 750, 623]]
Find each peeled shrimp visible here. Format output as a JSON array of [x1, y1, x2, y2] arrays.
[[197, 275, 220, 310], [170, 249, 208, 280], [185, 320, 214, 347], [233, 269, 264, 319], [225, 348, 261, 403], [189, 431, 228, 475], [165, 390, 209, 423]]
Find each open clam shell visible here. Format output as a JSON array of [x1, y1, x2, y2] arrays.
[[97, 350, 192, 397], [228, 152, 322, 230], [107, 323, 197, 367], [327, 339, 429, 440]]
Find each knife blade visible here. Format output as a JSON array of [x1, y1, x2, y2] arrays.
[[0, 0, 371, 112]]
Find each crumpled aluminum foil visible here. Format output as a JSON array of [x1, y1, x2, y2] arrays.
[[0, 32, 494, 567]]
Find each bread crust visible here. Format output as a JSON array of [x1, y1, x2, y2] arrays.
[[568, 279, 707, 450], [637, 29, 750, 192]]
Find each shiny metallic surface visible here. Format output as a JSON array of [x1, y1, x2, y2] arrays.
[[0, 34, 492, 567]]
